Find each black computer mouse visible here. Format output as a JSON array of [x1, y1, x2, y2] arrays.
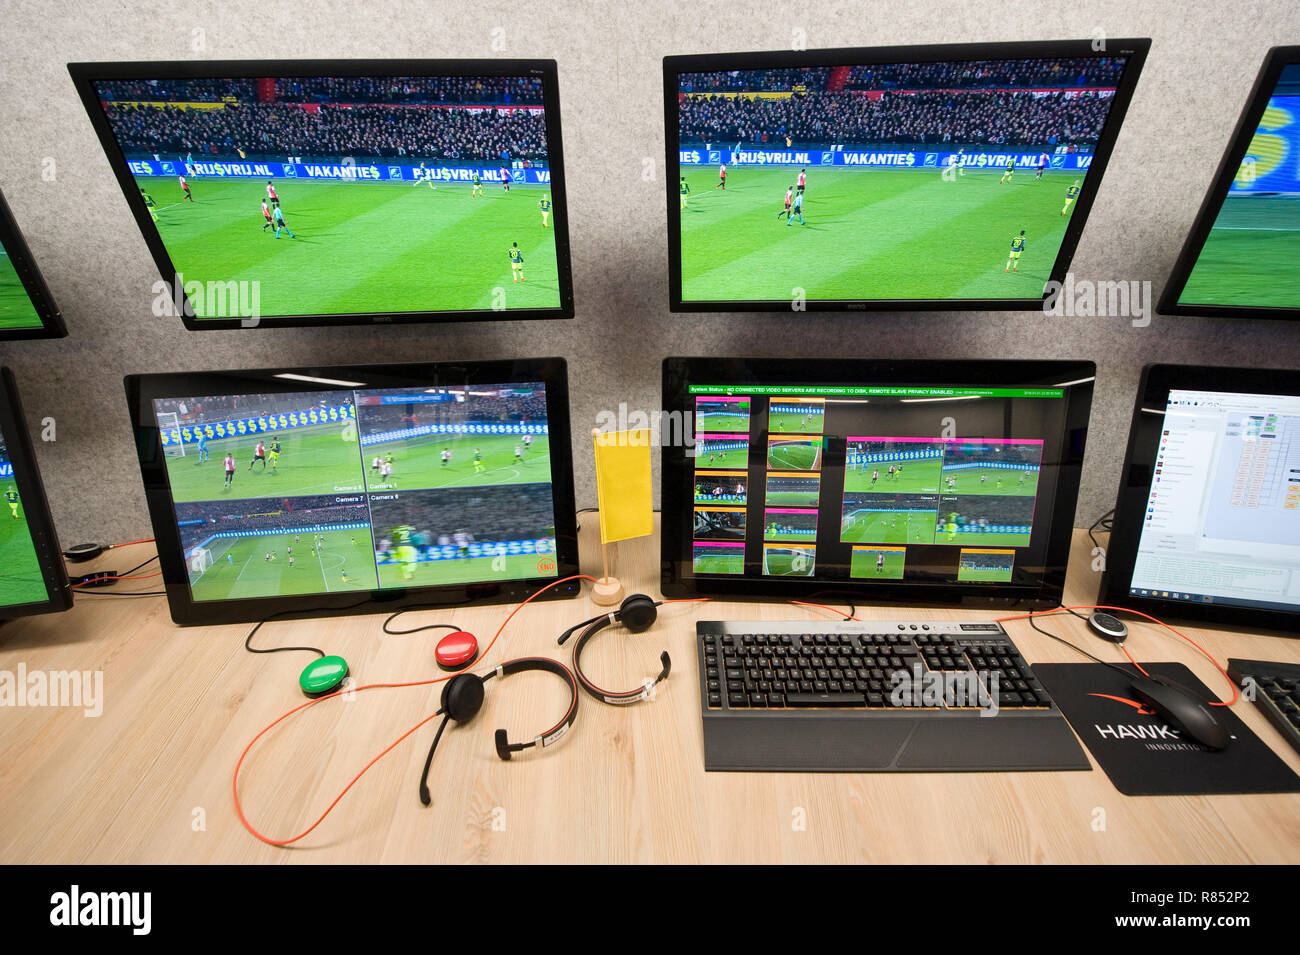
[[1129, 676, 1231, 751]]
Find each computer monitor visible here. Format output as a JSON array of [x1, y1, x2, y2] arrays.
[[662, 357, 1094, 608], [0, 368, 72, 620], [1159, 47, 1300, 319], [126, 359, 579, 625], [69, 59, 573, 329], [1102, 364, 1300, 634], [664, 38, 1149, 312], [0, 190, 67, 340]]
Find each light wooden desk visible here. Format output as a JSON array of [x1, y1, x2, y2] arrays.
[[2, 521, 1298, 864]]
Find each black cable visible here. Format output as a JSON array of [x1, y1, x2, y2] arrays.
[[72, 589, 167, 597], [1026, 611, 1138, 681], [1087, 507, 1115, 552], [241, 601, 370, 658], [418, 711, 451, 806], [383, 617, 461, 636], [117, 553, 160, 578]]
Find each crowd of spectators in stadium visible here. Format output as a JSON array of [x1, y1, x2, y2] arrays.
[[154, 393, 347, 428], [104, 98, 549, 163], [272, 75, 544, 105], [98, 75, 544, 105], [372, 485, 555, 556], [678, 58, 1125, 93], [679, 87, 1113, 147]]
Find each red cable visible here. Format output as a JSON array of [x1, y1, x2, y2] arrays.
[[996, 604, 1238, 705], [110, 537, 155, 549], [791, 600, 860, 621], [232, 574, 595, 847]]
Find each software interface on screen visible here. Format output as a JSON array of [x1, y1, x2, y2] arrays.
[[673, 54, 1133, 303], [0, 422, 50, 609], [1128, 388, 1300, 613], [0, 236, 42, 331], [687, 382, 1068, 585], [1177, 63, 1300, 310], [153, 383, 557, 602], [89, 73, 561, 319]]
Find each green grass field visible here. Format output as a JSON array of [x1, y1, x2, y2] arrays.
[[696, 447, 746, 468], [695, 413, 750, 432], [767, 439, 822, 470], [762, 516, 818, 542], [762, 546, 816, 576], [957, 559, 1015, 582], [189, 529, 377, 601], [0, 252, 42, 330], [845, 459, 943, 494], [764, 485, 820, 507], [693, 551, 745, 574], [0, 505, 48, 608], [680, 167, 1076, 302], [841, 509, 938, 545], [939, 466, 1038, 496], [164, 422, 365, 503], [768, 411, 824, 434], [850, 548, 906, 580], [1180, 196, 1300, 308], [376, 551, 550, 588], [362, 434, 550, 491], [137, 175, 560, 317]]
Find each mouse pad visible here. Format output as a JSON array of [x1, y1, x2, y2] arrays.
[[1034, 662, 1300, 796]]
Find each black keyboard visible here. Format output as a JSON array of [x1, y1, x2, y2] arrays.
[[1227, 658, 1300, 757], [697, 620, 1089, 772]]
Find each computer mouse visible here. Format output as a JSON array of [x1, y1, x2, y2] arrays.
[[1129, 676, 1230, 750], [299, 655, 350, 697]]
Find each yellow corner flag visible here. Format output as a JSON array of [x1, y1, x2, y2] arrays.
[[592, 428, 653, 543]]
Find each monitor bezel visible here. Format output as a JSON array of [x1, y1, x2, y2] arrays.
[[1157, 47, 1300, 321], [68, 58, 575, 330], [661, 356, 1095, 608], [0, 191, 68, 341], [1101, 363, 1300, 632], [663, 37, 1151, 313], [125, 358, 580, 626], [0, 367, 72, 620]]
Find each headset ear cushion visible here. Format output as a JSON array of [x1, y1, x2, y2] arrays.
[[618, 594, 658, 633], [441, 673, 486, 723]]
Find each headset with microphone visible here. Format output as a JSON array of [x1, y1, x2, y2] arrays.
[[418, 657, 579, 805], [558, 593, 671, 706]]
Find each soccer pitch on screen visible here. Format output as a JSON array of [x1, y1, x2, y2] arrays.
[[363, 433, 550, 491], [0, 252, 41, 330], [1180, 196, 1300, 308], [845, 458, 943, 494], [693, 549, 745, 575], [841, 509, 938, 545], [679, 166, 1075, 302], [377, 551, 552, 589], [189, 529, 377, 601], [762, 546, 815, 577], [164, 421, 364, 503], [137, 175, 560, 317], [0, 503, 47, 607], [850, 547, 906, 580], [767, 438, 822, 470], [939, 465, 1039, 497]]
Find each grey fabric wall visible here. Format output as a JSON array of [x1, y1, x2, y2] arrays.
[[1, 0, 1298, 545]]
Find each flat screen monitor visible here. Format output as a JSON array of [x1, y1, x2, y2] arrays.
[[1102, 364, 1300, 634], [0, 190, 67, 340], [1159, 47, 1300, 319], [0, 368, 72, 619], [126, 359, 579, 625], [664, 38, 1149, 312], [70, 59, 574, 329], [662, 357, 1094, 608]]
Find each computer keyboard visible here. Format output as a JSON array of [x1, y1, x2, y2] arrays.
[[1227, 658, 1300, 757], [697, 620, 1090, 772]]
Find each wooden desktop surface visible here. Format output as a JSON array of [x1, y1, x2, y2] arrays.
[[1, 521, 1298, 864]]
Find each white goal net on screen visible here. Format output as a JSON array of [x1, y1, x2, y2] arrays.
[[158, 411, 185, 457]]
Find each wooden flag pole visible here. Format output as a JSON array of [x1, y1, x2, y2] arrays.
[[590, 428, 625, 606]]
